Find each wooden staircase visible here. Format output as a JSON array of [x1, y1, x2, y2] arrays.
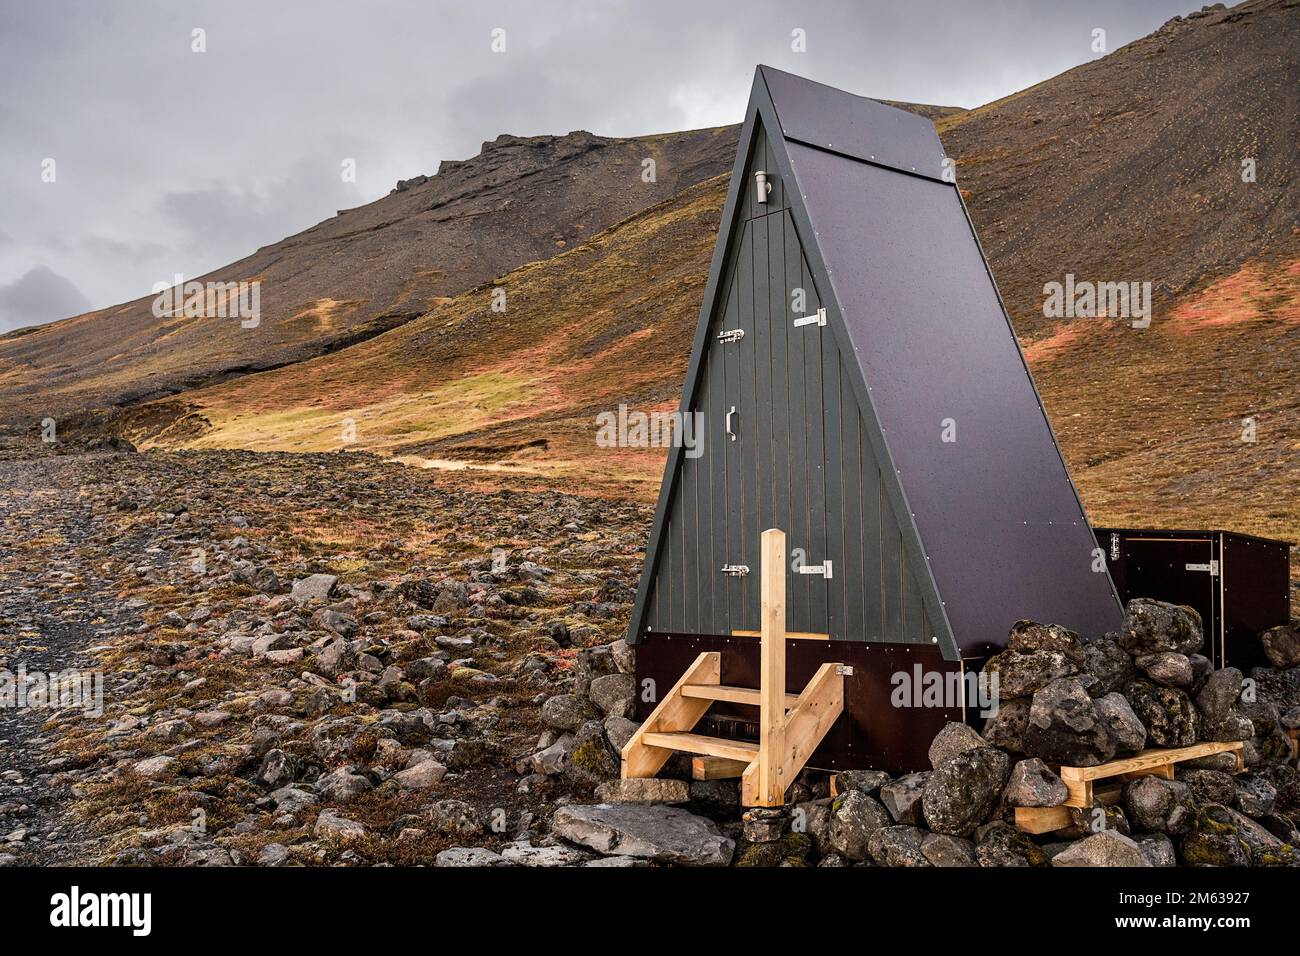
[[620, 529, 845, 807]]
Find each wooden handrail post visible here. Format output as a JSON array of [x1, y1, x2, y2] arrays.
[[757, 528, 787, 806]]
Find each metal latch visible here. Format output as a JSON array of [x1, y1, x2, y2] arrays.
[[1185, 561, 1219, 576], [717, 328, 745, 344], [798, 560, 833, 579], [721, 564, 750, 577], [793, 308, 827, 328]]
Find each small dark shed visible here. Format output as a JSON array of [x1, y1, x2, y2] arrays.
[[625, 66, 1123, 773], [1095, 528, 1292, 673]]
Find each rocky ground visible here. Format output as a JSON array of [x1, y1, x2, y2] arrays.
[[1, 438, 1298, 868]]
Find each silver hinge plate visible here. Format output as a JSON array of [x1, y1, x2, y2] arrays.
[[836, 664, 854, 677], [717, 328, 745, 344], [721, 564, 750, 577], [798, 560, 833, 579], [1185, 561, 1219, 576], [793, 308, 827, 328]]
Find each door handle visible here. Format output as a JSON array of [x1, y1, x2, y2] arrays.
[[725, 406, 737, 441]]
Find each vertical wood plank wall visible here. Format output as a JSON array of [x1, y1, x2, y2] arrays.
[[645, 123, 934, 645]]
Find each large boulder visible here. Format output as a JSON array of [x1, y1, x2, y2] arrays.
[[1004, 758, 1068, 807], [588, 673, 636, 718], [920, 833, 979, 867], [1119, 598, 1203, 656], [867, 826, 932, 867], [1083, 635, 1136, 697], [1196, 667, 1243, 726], [1178, 804, 1253, 867], [982, 649, 1076, 698], [928, 722, 987, 769], [922, 747, 1010, 837], [291, 573, 339, 604], [1260, 624, 1300, 669], [1125, 681, 1198, 747], [982, 696, 1030, 752], [1008, 620, 1086, 667], [1123, 776, 1194, 835], [974, 821, 1050, 866], [1023, 678, 1116, 766], [1135, 652, 1193, 688], [879, 772, 929, 824], [1052, 831, 1150, 867], [1095, 692, 1147, 755], [551, 804, 733, 866], [828, 790, 892, 860]]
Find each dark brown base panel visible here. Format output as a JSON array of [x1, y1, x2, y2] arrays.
[[634, 632, 986, 775]]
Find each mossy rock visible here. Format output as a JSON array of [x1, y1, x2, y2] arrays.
[[735, 831, 813, 867]]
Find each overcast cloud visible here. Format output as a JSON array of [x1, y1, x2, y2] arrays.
[[0, 0, 1204, 332]]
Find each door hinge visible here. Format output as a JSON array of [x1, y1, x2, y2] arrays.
[[836, 664, 854, 677], [717, 328, 745, 344], [798, 560, 833, 579], [793, 308, 827, 328], [1185, 561, 1219, 576], [721, 564, 750, 577]]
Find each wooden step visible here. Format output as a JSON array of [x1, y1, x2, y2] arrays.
[[641, 731, 759, 763], [680, 684, 800, 708]]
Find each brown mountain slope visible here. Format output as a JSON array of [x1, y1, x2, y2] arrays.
[[943, 0, 1299, 337], [112, 0, 1300, 557], [0, 126, 740, 421]]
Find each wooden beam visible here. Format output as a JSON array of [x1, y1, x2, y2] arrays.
[[620, 651, 721, 779], [731, 630, 830, 641], [680, 684, 799, 707], [744, 661, 843, 807], [1014, 806, 1072, 835], [692, 755, 750, 780], [1058, 741, 1244, 808], [753, 528, 788, 807], [641, 731, 759, 763]]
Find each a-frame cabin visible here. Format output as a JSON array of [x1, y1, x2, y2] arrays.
[[622, 66, 1122, 795]]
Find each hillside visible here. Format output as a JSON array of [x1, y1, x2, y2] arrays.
[[0, 126, 740, 421]]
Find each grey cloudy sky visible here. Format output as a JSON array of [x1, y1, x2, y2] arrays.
[[0, 0, 1204, 332]]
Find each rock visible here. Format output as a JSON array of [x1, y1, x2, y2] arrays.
[[828, 790, 892, 860], [928, 722, 987, 769], [594, 778, 690, 805], [922, 747, 1010, 837], [435, 847, 511, 867], [1119, 598, 1203, 656], [790, 799, 832, 853], [1179, 804, 1252, 866], [314, 767, 373, 802], [587, 673, 636, 718], [982, 649, 1076, 698], [867, 825, 932, 866], [392, 759, 447, 789], [314, 638, 352, 678], [1260, 624, 1300, 668], [257, 843, 290, 866], [879, 772, 929, 824], [1023, 678, 1115, 766], [602, 716, 639, 753], [1177, 768, 1237, 805], [291, 573, 339, 604], [1133, 833, 1178, 867], [531, 734, 575, 775], [1095, 692, 1147, 755], [689, 779, 740, 818], [832, 769, 892, 796], [982, 696, 1030, 752], [313, 810, 365, 840], [609, 638, 635, 673], [130, 755, 178, 779], [499, 840, 592, 867], [541, 694, 585, 731], [1125, 681, 1198, 747], [1083, 636, 1136, 696], [551, 804, 734, 866], [920, 832, 979, 867], [255, 749, 297, 788], [269, 785, 317, 814], [975, 821, 1050, 866], [1195, 667, 1243, 725], [1004, 758, 1068, 807], [1008, 620, 1086, 667], [428, 800, 482, 837], [1135, 652, 1193, 688], [1052, 831, 1150, 867], [741, 807, 787, 844], [1234, 774, 1277, 817], [311, 608, 357, 638], [1123, 776, 1194, 835]]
